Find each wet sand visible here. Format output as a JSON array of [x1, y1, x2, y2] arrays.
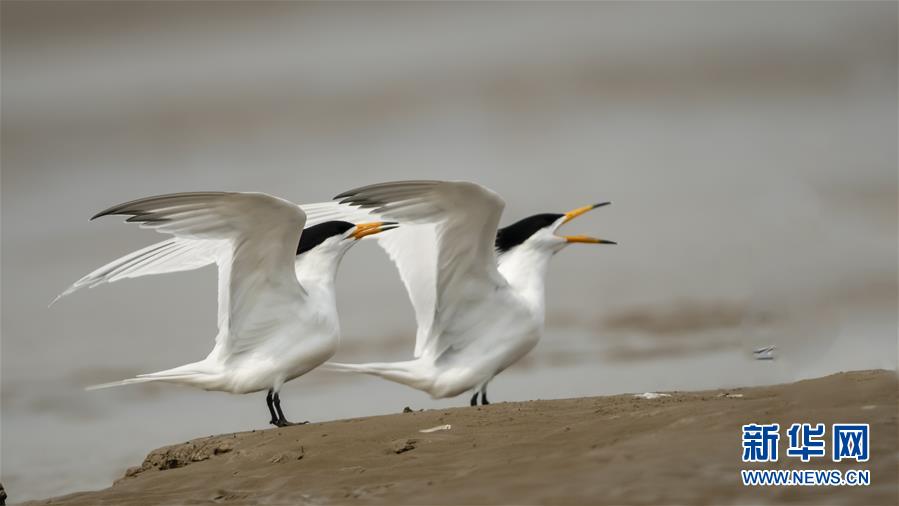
[[24, 370, 897, 505]]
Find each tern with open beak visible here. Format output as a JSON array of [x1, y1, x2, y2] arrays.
[[307, 180, 615, 406]]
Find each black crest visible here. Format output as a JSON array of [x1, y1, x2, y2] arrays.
[[494, 213, 563, 253], [297, 221, 355, 255]]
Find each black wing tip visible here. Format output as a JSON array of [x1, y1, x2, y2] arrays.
[[90, 202, 139, 220], [88, 191, 230, 221], [333, 189, 357, 200], [332, 180, 441, 201], [90, 207, 121, 221]]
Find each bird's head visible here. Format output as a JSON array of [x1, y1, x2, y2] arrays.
[[495, 202, 615, 256], [297, 220, 398, 257]]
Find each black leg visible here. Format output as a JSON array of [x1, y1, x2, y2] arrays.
[[271, 392, 309, 427], [266, 390, 277, 425], [273, 392, 290, 426], [480, 388, 490, 405], [470, 392, 478, 406]]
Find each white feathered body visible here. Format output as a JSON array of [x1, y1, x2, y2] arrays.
[[385, 240, 552, 398], [195, 294, 338, 395], [131, 236, 351, 395], [422, 289, 541, 398]]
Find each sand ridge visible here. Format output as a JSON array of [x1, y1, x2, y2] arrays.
[[24, 370, 898, 505]]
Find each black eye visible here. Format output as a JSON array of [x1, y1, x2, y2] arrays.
[[297, 221, 354, 255], [494, 213, 563, 253]]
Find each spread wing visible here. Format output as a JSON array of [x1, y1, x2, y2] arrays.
[[331, 180, 507, 358], [55, 197, 373, 305], [301, 202, 378, 227], [51, 237, 224, 305], [52, 197, 314, 304], [86, 192, 307, 356]]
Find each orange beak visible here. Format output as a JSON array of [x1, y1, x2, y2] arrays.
[[560, 202, 615, 244], [562, 202, 611, 224], [564, 234, 617, 245], [352, 221, 398, 240]]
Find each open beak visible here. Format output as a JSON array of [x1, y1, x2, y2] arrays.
[[352, 221, 398, 240], [562, 201, 611, 224], [559, 202, 615, 245], [565, 235, 617, 245]]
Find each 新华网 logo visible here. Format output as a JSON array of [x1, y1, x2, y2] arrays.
[[740, 422, 870, 487]]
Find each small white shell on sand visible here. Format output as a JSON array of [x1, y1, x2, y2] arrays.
[[419, 424, 452, 433], [633, 392, 671, 399]]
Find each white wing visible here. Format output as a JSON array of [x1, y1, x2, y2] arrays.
[[89, 192, 307, 356], [51, 237, 224, 305], [333, 180, 507, 358], [52, 199, 346, 305], [301, 201, 376, 228], [53, 197, 382, 305], [375, 225, 438, 357]]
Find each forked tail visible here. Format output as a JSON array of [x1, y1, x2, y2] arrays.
[[324, 360, 428, 390], [86, 363, 211, 391], [87, 376, 160, 391]]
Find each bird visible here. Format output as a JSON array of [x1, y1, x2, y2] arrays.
[[54, 191, 396, 426], [306, 180, 615, 406], [753, 345, 776, 360]]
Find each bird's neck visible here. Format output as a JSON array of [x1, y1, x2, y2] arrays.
[[293, 249, 346, 305], [497, 246, 553, 323]]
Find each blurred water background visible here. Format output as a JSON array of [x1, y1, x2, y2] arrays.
[[2, 2, 896, 501]]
